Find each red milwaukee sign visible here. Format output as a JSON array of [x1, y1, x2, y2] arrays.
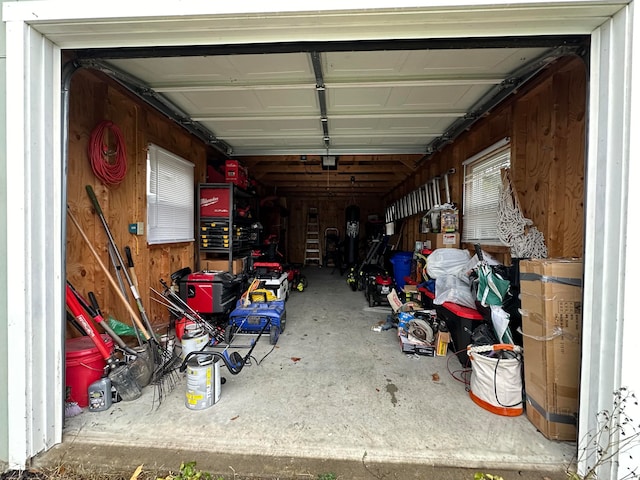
[[200, 188, 230, 217]]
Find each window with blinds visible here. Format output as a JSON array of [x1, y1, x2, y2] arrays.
[[146, 143, 195, 245], [462, 139, 511, 245]]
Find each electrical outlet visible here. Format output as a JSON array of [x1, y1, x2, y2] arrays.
[[128, 222, 144, 235]]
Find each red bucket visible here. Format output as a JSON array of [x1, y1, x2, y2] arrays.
[[175, 316, 196, 340], [65, 334, 113, 407]]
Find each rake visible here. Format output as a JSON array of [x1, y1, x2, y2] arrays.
[[150, 281, 226, 345]]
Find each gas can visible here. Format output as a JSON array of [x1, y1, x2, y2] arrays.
[[88, 377, 112, 412], [185, 355, 220, 410]]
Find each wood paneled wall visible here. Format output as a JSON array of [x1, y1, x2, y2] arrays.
[[66, 55, 586, 339], [389, 56, 586, 262], [283, 196, 385, 264], [66, 69, 208, 337]]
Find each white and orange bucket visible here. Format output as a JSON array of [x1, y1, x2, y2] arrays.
[[467, 343, 524, 416]]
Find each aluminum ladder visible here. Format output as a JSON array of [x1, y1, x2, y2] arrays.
[[304, 207, 322, 266]]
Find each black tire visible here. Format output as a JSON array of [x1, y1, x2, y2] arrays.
[[269, 325, 279, 345], [280, 312, 287, 333], [299, 275, 308, 289], [369, 293, 375, 308]]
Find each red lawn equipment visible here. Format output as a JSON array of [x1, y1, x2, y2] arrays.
[[65, 283, 142, 401], [251, 234, 307, 293]]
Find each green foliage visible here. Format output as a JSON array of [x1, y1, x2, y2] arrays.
[[474, 474, 504, 480], [157, 462, 215, 480], [317, 474, 337, 480]]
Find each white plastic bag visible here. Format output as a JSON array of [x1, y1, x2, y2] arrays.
[[426, 248, 471, 279], [433, 274, 477, 309]]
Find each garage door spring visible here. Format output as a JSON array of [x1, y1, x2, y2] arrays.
[[88, 120, 128, 186]]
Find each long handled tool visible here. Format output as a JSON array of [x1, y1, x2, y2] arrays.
[[158, 278, 225, 342], [68, 206, 179, 405], [85, 185, 158, 353], [67, 282, 137, 356], [108, 243, 144, 346], [67, 207, 151, 341], [70, 284, 154, 388], [65, 283, 142, 401], [124, 246, 139, 289]]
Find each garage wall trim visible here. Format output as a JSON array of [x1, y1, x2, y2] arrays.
[[2, 1, 638, 476]]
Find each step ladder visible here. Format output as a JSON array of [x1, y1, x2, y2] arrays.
[[304, 207, 322, 266]]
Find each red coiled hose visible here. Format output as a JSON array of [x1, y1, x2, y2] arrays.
[[88, 120, 128, 186]]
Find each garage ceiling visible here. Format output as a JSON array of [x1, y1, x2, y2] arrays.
[[75, 38, 586, 196]]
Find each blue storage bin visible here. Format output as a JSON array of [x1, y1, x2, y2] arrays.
[[390, 252, 413, 289]]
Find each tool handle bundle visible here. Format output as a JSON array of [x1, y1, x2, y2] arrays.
[[68, 185, 165, 361]]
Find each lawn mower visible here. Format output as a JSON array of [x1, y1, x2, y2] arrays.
[[250, 264, 290, 301], [251, 234, 306, 294], [226, 282, 287, 345], [346, 233, 391, 292], [364, 265, 394, 307], [282, 263, 308, 292]]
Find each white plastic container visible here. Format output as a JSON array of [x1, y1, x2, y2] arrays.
[[88, 377, 112, 412]]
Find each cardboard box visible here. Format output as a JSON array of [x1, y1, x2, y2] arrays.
[[519, 258, 583, 441], [425, 232, 459, 249], [202, 257, 246, 275], [435, 331, 450, 356], [398, 332, 435, 356], [401, 284, 422, 302]]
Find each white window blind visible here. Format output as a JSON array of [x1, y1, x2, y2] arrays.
[[462, 140, 511, 244], [146, 143, 195, 245]]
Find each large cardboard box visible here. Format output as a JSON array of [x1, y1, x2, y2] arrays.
[[202, 257, 246, 275], [519, 258, 583, 441], [425, 232, 459, 249]]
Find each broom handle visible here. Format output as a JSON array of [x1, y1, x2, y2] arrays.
[[67, 207, 151, 340]]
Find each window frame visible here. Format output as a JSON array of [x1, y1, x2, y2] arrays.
[[146, 143, 195, 245], [462, 138, 511, 245]]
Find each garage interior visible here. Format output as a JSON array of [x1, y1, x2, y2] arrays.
[[55, 33, 587, 478]]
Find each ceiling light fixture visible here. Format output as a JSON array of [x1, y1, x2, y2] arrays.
[[321, 155, 338, 170]]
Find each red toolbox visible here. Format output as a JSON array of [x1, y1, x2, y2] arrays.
[[435, 301, 484, 366], [178, 271, 242, 317], [199, 186, 230, 217], [225, 160, 249, 189]]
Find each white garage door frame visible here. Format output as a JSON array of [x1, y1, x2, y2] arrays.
[[3, 1, 638, 477]]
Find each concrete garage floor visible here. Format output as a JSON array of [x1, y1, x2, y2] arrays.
[[35, 267, 576, 479]]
